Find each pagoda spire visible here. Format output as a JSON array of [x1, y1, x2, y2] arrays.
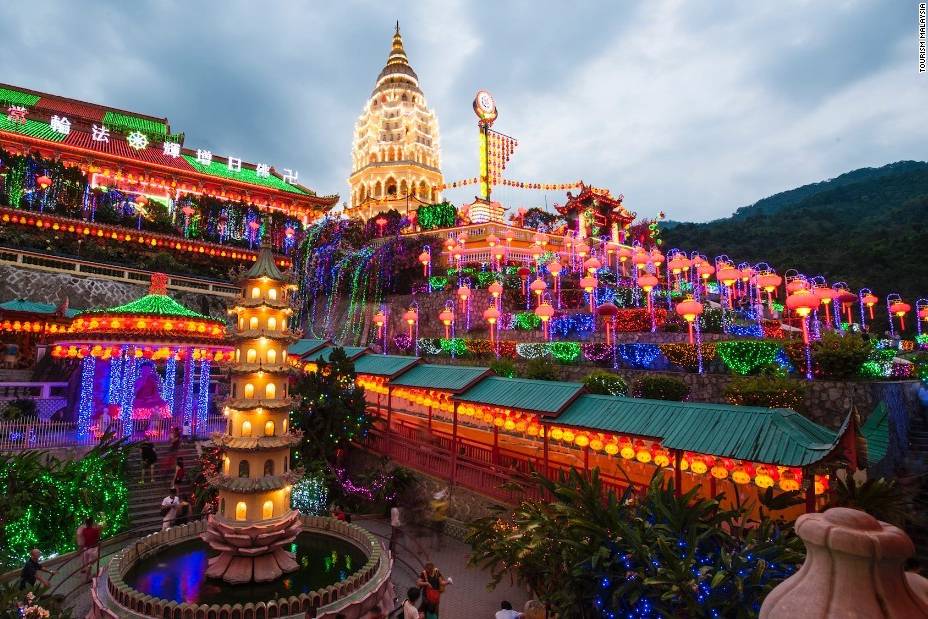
[[387, 20, 409, 67]]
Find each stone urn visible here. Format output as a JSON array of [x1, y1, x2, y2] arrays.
[[761, 507, 928, 618]]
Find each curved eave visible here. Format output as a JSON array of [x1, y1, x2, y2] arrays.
[[52, 335, 232, 348], [230, 298, 293, 311], [0, 129, 337, 214], [225, 396, 297, 411], [209, 473, 300, 493], [229, 329, 302, 343], [211, 433, 303, 451], [228, 363, 293, 375]]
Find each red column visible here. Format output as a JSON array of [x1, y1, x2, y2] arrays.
[[450, 401, 459, 486], [543, 430, 549, 479], [673, 450, 682, 497], [428, 405, 433, 433], [386, 386, 393, 436], [583, 445, 590, 475], [492, 425, 499, 466]]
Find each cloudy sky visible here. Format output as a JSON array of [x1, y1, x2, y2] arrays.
[[1, 1, 924, 221]]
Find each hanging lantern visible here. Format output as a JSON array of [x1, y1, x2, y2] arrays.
[[403, 307, 418, 339], [634, 441, 652, 463], [754, 466, 775, 488], [486, 234, 499, 248], [668, 255, 691, 277], [583, 256, 601, 274], [710, 461, 729, 479], [483, 306, 500, 345], [488, 281, 504, 302], [589, 437, 604, 452], [529, 278, 547, 306], [814, 474, 828, 495], [889, 299, 911, 331], [575, 434, 590, 448], [604, 441, 619, 456], [36, 175, 52, 190], [550, 427, 564, 441], [813, 286, 838, 327], [617, 247, 633, 276], [533, 231, 546, 246], [596, 302, 619, 346], [756, 273, 782, 307], [778, 469, 800, 492], [649, 249, 664, 268], [438, 306, 455, 339], [457, 285, 471, 310], [619, 440, 635, 460], [418, 250, 431, 276], [674, 296, 704, 344], [632, 251, 650, 271], [786, 277, 809, 294], [134, 195, 149, 207], [653, 450, 671, 468], [690, 457, 708, 475], [861, 292, 879, 319], [786, 289, 819, 345], [697, 263, 715, 281], [535, 301, 555, 340], [731, 466, 752, 485], [579, 276, 598, 312]]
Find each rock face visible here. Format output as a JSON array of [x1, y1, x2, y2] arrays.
[[760, 507, 928, 618], [201, 510, 302, 584]]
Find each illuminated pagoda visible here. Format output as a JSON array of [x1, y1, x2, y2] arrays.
[[201, 241, 303, 584], [347, 22, 443, 220], [0, 82, 337, 269], [555, 183, 636, 241], [50, 273, 232, 441]]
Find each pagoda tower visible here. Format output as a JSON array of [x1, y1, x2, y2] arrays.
[[202, 242, 304, 584], [346, 22, 444, 221]]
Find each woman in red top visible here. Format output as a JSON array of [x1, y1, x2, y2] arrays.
[[77, 517, 102, 579]]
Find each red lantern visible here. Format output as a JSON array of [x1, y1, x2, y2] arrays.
[[517, 266, 531, 296], [861, 292, 879, 319], [889, 300, 911, 331], [36, 175, 52, 190], [535, 301, 555, 340], [786, 289, 819, 344], [483, 306, 500, 344], [438, 307, 455, 339], [596, 302, 619, 346]]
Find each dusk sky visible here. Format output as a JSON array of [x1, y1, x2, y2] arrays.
[[1, 1, 924, 221]]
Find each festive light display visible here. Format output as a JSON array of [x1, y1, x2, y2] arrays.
[[290, 474, 328, 516], [716, 341, 781, 375], [196, 358, 211, 433], [76, 355, 96, 440], [417, 202, 457, 230]]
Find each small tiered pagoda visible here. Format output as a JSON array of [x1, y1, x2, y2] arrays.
[[201, 242, 303, 584], [555, 184, 636, 240]]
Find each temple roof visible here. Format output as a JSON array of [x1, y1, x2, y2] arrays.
[[243, 243, 286, 281], [372, 22, 422, 96]]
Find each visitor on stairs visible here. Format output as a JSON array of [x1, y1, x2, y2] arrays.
[[140, 441, 157, 484], [77, 516, 101, 580], [403, 587, 423, 619], [19, 549, 55, 590], [175, 494, 191, 526], [160, 487, 180, 530], [173, 457, 187, 487]]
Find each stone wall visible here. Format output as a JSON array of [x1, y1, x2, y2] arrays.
[[0, 264, 231, 318]]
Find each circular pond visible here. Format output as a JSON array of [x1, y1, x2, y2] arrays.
[[124, 532, 365, 606]]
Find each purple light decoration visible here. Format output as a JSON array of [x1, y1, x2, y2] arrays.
[[76, 355, 95, 441], [182, 353, 195, 428], [196, 357, 211, 437], [916, 299, 927, 337], [333, 466, 397, 502], [120, 347, 138, 437], [886, 293, 900, 338], [162, 352, 177, 416]]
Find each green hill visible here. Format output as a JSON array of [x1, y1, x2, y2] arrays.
[[661, 161, 928, 301]]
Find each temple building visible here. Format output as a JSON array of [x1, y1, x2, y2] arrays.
[[201, 242, 303, 584], [347, 23, 443, 221]]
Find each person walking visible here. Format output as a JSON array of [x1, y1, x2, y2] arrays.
[[76, 517, 101, 580], [160, 488, 180, 530], [416, 562, 449, 619], [389, 502, 403, 555], [173, 457, 186, 487], [19, 549, 55, 590], [140, 441, 157, 484], [175, 494, 191, 526], [402, 587, 423, 619], [169, 426, 181, 452], [495, 601, 520, 619], [428, 489, 449, 550]]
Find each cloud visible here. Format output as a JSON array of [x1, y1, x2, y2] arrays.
[[0, 0, 923, 220]]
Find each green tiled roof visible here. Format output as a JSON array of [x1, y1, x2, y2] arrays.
[[102, 110, 167, 137], [0, 299, 78, 317], [79, 294, 213, 320], [354, 354, 420, 377], [303, 346, 369, 363], [454, 376, 584, 415], [551, 395, 839, 467], [244, 244, 285, 280], [0, 87, 40, 107], [391, 364, 490, 393], [861, 403, 888, 465], [288, 339, 330, 358], [182, 154, 309, 195], [0, 115, 67, 142]]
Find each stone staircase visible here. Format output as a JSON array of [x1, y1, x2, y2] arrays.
[[125, 442, 201, 532]]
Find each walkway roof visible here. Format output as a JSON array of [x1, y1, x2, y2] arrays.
[[354, 354, 421, 378], [390, 364, 491, 393], [453, 376, 584, 415]]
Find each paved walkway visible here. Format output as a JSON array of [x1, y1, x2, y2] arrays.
[[357, 517, 529, 619]]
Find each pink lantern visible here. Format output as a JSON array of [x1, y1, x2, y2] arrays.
[[638, 274, 658, 312], [675, 297, 704, 344], [535, 301, 555, 340], [418, 250, 431, 276], [617, 247, 633, 276], [373, 310, 386, 338], [583, 256, 601, 274], [438, 307, 455, 339], [756, 272, 783, 307], [786, 289, 819, 345], [529, 277, 547, 306], [488, 281, 503, 300], [483, 306, 500, 344], [402, 308, 418, 339], [457, 285, 471, 308], [579, 276, 598, 312]]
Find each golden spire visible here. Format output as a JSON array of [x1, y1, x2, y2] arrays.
[[388, 20, 408, 66]]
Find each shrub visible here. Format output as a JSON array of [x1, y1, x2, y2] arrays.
[[525, 357, 559, 381], [716, 340, 782, 375], [490, 359, 519, 378], [724, 375, 807, 410], [1, 399, 37, 421], [811, 332, 872, 379], [631, 375, 689, 401], [584, 371, 629, 396]]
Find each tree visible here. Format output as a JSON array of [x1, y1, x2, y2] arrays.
[[290, 348, 370, 466], [522, 207, 563, 231], [466, 468, 804, 618]]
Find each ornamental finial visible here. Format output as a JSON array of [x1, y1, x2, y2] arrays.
[[395, 20, 400, 36]]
